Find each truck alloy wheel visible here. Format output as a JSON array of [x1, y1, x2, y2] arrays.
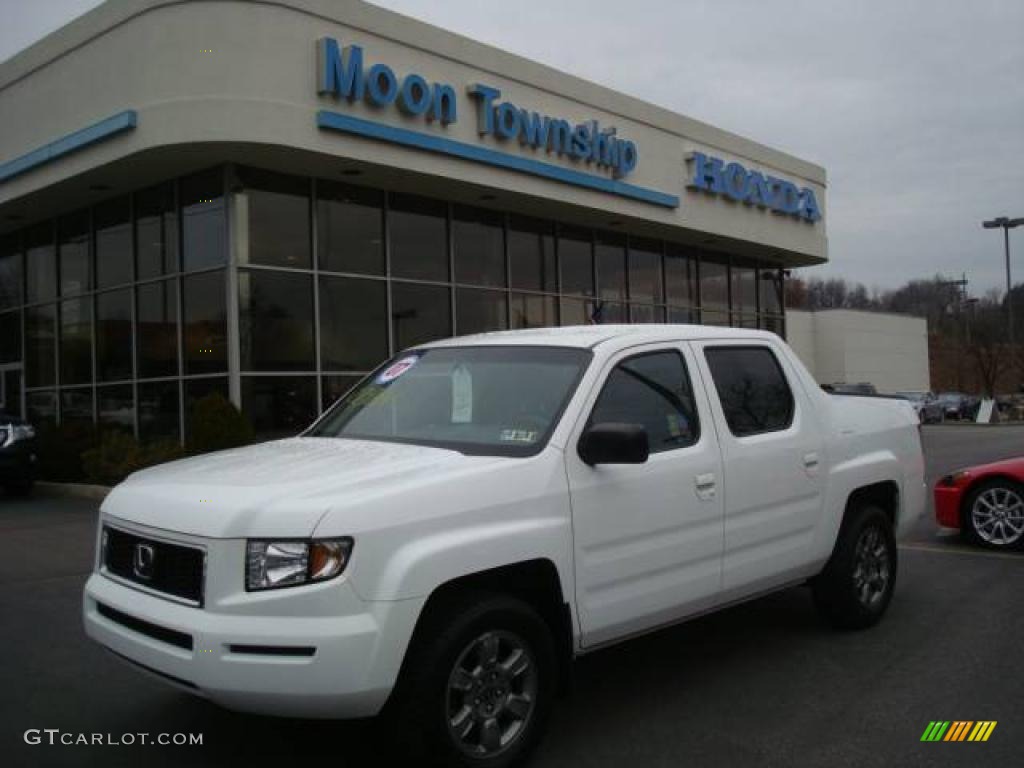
[[446, 630, 539, 757]]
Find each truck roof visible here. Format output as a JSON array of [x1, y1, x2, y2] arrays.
[[421, 324, 778, 350]]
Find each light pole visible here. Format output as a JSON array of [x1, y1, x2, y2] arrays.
[[982, 216, 1024, 348]]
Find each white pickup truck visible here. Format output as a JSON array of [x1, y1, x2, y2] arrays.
[[84, 325, 925, 767]]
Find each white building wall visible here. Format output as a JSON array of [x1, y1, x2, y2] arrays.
[[786, 309, 930, 392]]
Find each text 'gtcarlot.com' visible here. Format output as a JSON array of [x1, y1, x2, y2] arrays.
[[24, 730, 203, 746]]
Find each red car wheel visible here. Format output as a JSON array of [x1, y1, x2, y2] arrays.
[[963, 479, 1024, 550]]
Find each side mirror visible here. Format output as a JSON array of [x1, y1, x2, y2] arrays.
[[578, 422, 649, 466]]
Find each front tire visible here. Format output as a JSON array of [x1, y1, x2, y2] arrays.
[[813, 504, 897, 630], [386, 593, 557, 768], [963, 479, 1024, 550]]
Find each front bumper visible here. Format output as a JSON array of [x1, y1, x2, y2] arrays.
[[83, 556, 424, 719], [933, 484, 964, 529]]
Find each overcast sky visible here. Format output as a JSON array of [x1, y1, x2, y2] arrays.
[[2, 0, 1022, 295]]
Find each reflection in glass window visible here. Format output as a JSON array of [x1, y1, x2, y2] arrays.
[[457, 288, 508, 335], [668, 306, 697, 324], [665, 244, 697, 308], [320, 276, 388, 372], [59, 212, 90, 296], [701, 309, 730, 327], [94, 196, 132, 288], [61, 387, 93, 425], [589, 351, 699, 453], [241, 376, 317, 437], [96, 289, 132, 381], [135, 182, 179, 279], [238, 270, 314, 372], [510, 293, 557, 329], [389, 194, 448, 281], [508, 216, 555, 292], [316, 181, 384, 275], [182, 270, 227, 374], [137, 279, 178, 379], [700, 257, 729, 312], [0, 311, 20, 364], [391, 282, 451, 351], [27, 390, 56, 427], [60, 297, 92, 385], [322, 374, 363, 411], [25, 223, 56, 303], [0, 233, 22, 310], [762, 315, 785, 337], [595, 233, 626, 301], [558, 227, 593, 297], [628, 238, 662, 304], [705, 346, 795, 436], [138, 380, 180, 441], [181, 169, 226, 271], [593, 300, 627, 324], [184, 377, 229, 442], [25, 304, 56, 387], [453, 206, 505, 287], [237, 167, 311, 268], [559, 297, 591, 326], [731, 262, 757, 315], [98, 385, 134, 432], [630, 304, 664, 324], [760, 269, 783, 315]]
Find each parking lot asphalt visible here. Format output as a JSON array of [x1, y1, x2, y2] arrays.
[[1, 425, 1022, 768]]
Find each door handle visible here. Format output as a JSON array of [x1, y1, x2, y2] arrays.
[[803, 452, 820, 473], [695, 473, 717, 500]]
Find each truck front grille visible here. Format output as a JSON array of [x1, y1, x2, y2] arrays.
[[103, 526, 205, 606]]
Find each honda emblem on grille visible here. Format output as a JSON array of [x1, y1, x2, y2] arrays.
[[133, 543, 156, 580]]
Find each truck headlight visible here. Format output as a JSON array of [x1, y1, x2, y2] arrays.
[[245, 538, 353, 591]]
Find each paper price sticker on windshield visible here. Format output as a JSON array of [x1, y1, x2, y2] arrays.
[[377, 355, 419, 384], [499, 429, 539, 444]]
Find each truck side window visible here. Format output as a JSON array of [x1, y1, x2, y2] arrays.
[[588, 350, 699, 453], [704, 346, 795, 436]]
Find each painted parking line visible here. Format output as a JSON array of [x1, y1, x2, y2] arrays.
[[899, 543, 1023, 561]]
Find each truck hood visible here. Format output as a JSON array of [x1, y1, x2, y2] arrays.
[[101, 437, 503, 538]]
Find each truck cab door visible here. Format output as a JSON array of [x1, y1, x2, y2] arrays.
[[565, 343, 725, 649], [692, 339, 826, 601]]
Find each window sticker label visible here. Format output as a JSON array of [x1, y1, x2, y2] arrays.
[[451, 365, 473, 423], [499, 428, 539, 444], [376, 355, 420, 385]]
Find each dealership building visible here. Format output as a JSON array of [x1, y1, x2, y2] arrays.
[[0, 0, 828, 439]]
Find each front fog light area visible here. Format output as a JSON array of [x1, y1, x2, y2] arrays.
[[246, 538, 353, 591]]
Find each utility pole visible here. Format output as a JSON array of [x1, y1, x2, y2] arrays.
[[982, 216, 1023, 348]]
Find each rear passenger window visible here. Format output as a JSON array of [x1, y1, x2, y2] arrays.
[[705, 346, 794, 436], [589, 350, 699, 453]]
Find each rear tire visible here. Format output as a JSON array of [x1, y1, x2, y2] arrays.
[[813, 504, 897, 630], [962, 479, 1024, 550], [384, 592, 557, 768]]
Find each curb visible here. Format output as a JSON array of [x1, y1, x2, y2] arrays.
[[36, 481, 111, 501], [923, 422, 1024, 428]]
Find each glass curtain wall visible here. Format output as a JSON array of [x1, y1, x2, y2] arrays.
[[0, 162, 787, 440]]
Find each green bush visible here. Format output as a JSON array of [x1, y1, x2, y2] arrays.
[[186, 392, 254, 455], [82, 431, 185, 486], [35, 422, 100, 482]]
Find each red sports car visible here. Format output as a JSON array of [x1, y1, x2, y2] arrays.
[[935, 457, 1024, 550]]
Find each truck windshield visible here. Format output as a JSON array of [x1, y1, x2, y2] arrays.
[[308, 346, 592, 456]]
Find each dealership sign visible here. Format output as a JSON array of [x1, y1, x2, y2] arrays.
[[687, 152, 821, 222], [317, 38, 638, 179], [313, 38, 680, 207]]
